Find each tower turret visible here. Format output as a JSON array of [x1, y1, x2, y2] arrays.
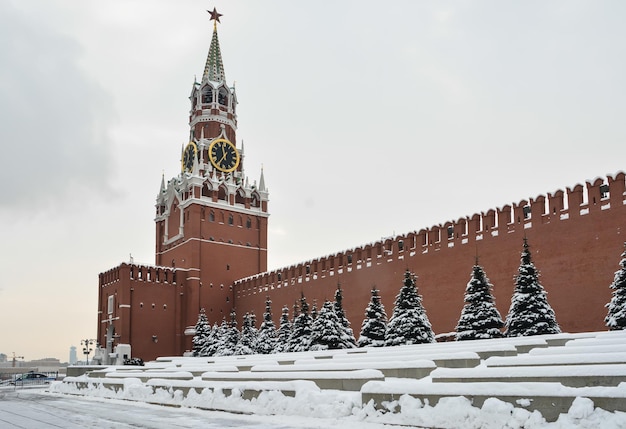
[[189, 8, 237, 146], [154, 9, 269, 338]]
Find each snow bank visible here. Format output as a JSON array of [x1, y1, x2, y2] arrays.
[[355, 395, 626, 429], [49, 380, 626, 429]]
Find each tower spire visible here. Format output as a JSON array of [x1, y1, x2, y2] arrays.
[[259, 165, 267, 192], [160, 171, 166, 193], [203, 8, 226, 83]]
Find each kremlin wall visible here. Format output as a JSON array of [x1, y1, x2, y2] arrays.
[[234, 173, 626, 338], [98, 172, 626, 362]]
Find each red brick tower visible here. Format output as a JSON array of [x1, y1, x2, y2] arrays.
[[98, 9, 268, 362], [154, 9, 269, 335]]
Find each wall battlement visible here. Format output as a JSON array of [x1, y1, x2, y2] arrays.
[[99, 263, 178, 288], [233, 172, 626, 296]]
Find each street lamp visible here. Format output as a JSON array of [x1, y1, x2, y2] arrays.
[[81, 339, 95, 365]]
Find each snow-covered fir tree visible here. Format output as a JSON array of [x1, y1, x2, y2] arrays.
[[605, 243, 626, 330], [310, 300, 318, 321], [201, 322, 220, 357], [333, 284, 357, 348], [385, 270, 435, 346], [257, 297, 278, 354], [455, 263, 504, 340], [505, 238, 561, 337], [192, 308, 211, 356], [309, 301, 344, 351], [286, 294, 313, 352], [215, 310, 240, 356], [249, 312, 259, 352], [275, 306, 291, 353], [358, 287, 388, 347], [234, 312, 258, 355], [211, 318, 229, 356]]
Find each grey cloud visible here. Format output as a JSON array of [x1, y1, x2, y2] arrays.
[[0, 3, 116, 211]]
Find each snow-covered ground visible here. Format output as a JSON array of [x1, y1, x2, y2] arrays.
[[2, 385, 625, 429], [45, 380, 626, 429], [0, 389, 387, 429], [34, 331, 626, 428]]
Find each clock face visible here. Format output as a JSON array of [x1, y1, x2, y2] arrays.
[[209, 138, 240, 173], [182, 142, 198, 172]]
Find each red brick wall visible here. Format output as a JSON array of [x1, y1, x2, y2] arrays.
[[101, 173, 624, 360], [234, 173, 626, 336], [98, 264, 181, 361]]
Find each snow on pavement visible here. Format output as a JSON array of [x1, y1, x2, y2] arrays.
[[0, 388, 396, 429], [3, 385, 626, 429], [36, 379, 626, 429]]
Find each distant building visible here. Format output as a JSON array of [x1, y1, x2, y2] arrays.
[[69, 346, 77, 365], [97, 9, 626, 362], [0, 353, 6, 363], [27, 358, 61, 370]]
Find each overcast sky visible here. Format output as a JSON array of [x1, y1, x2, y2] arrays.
[[1, 0, 626, 362]]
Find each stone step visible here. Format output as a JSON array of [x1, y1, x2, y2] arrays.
[[251, 359, 436, 379], [486, 351, 626, 367], [334, 350, 485, 367], [105, 370, 194, 382], [431, 364, 626, 387], [200, 369, 384, 391], [529, 344, 626, 356]]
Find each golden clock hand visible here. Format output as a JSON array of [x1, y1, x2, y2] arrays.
[[219, 144, 228, 163]]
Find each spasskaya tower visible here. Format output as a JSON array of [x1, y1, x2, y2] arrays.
[[154, 7, 269, 319], [98, 9, 268, 361]]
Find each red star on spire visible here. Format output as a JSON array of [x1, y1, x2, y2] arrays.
[[207, 7, 222, 24]]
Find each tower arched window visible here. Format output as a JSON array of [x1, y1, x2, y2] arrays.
[[202, 184, 212, 198], [202, 86, 213, 104], [218, 87, 228, 106], [218, 186, 228, 201], [251, 193, 260, 208], [235, 190, 246, 205]]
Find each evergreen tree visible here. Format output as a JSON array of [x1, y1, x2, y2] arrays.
[[309, 301, 344, 350], [249, 312, 259, 352], [505, 238, 561, 337], [257, 297, 278, 354], [385, 270, 435, 346], [606, 243, 626, 330], [358, 287, 388, 347], [455, 263, 504, 340], [211, 318, 228, 356], [275, 305, 292, 353], [201, 322, 220, 357], [310, 300, 319, 321], [215, 310, 239, 356], [234, 312, 258, 355], [286, 293, 313, 352], [333, 284, 357, 348], [192, 308, 211, 356]]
